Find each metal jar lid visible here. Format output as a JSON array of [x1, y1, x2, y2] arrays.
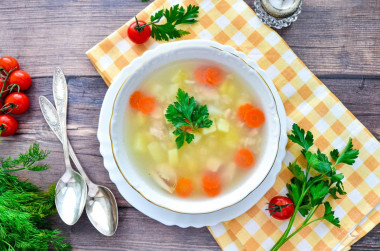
[[260, 0, 302, 18]]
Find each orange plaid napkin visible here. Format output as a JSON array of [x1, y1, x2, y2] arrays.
[[86, 0, 380, 250]]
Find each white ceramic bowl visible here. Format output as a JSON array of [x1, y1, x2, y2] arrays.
[[109, 42, 281, 214]]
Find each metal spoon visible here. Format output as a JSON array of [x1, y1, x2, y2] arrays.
[[40, 71, 118, 235], [52, 67, 87, 225]]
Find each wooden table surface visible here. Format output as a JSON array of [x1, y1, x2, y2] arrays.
[[1, 0, 379, 250]]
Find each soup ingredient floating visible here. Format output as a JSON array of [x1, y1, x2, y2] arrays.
[[202, 171, 222, 197], [0, 56, 32, 137], [128, 4, 199, 44], [237, 103, 265, 128], [234, 148, 255, 169], [270, 123, 359, 251], [129, 90, 156, 114], [175, 177, 194, 198], [266, 196, 294, 220], [194, 66, 224, 87], [0, 143, 70, 250], [165, 88, 213, 149]]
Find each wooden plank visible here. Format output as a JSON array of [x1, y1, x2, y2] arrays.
[[352, 225, 380, 251], [0, 0, 379, 77], [49, 206, 379, 250], [50, 207, 220, 251], [1, 75, 378, 249]]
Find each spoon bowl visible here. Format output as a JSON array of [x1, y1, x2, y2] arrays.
[[55, 169, 87, 225], [86, 185, 118, 236]]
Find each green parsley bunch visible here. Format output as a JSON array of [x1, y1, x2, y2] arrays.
[[272, 124, 359, 250], [165, 88, 213, 149]]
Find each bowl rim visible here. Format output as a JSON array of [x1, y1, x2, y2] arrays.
[[108, 41, 282, 214]]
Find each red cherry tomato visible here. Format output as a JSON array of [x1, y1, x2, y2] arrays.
[[0, 114, 18, 137], [8, 70, 32, 91], [5, 92, 30, 114], [0, 56, 19, 73], [0, 79, 9, 98], [128, 21, 151, 44], [268, 196, 294, 220]]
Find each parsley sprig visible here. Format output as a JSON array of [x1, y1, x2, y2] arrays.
[[271, 124, 359, 250], [165, 88, 213, 149], [135, 4, 199, 41]]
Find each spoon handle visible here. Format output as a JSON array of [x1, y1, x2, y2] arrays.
[[52, 67, 71, 173], [39, 96, 92, 185]]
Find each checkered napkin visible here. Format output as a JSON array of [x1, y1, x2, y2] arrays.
[[86, 0, 380, 250]]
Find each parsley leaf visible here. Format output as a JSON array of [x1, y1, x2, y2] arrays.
[[288, 123, 314, 154], [305, 151, 331, 173], [165, 89, 212, 149], [173, 128, 194, 149], [309, 181, 329, 206], [150, 4, 199, 41], [323, 202, 341, 227], [331, 138, 359, 166], [288, 161, 305, 182]]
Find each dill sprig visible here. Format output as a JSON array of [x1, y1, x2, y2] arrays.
[[0, 143, 71, 250], [1, 142, 51, 172]]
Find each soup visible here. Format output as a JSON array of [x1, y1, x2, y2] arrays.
[[124, 60, 265, 199]]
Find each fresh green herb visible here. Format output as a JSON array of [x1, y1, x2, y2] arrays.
[[136, 4, 199, 41], [0, 67, 19, 98], [271, 124, 359, 251], [165, 88, 213, 149], [0, 143, 71, 251]]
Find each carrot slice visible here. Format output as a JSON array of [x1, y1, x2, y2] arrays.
[[204, 67, 223, 87], [202, 171, 221, 197], [194, 66, 207, 84], [181, 118, 193, 132], [244, 108, 265, 128], [129, 91, 144, 110], [237, 103, 254, 122], [234, 148, 255, 169], [138, 96, 156, 114], [176, 177, 193, 197]]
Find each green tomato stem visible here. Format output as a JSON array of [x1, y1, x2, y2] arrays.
[[271, 187, 306, 250]]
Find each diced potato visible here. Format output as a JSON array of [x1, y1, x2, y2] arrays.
[[221, 163, 237, 184], [168, 148, 178, 166], [184, 80, 195, 84], [192, 133, 202, 143], [134, 133, 148, 152], [168, 83, 179, 97], [217, 118, 230, 132], [225, 128, 239, 147], [148, 142, 166, 162], [151, 83, 163, 94], [186, 157, 199, 175], [227, 84, 238, 97], [219, 82, 229, 95], [135, 113, 147, 126], [206, 157, 222, 172], [171, 70, 187, 84], [202, 121, 216, 135], [208, 106, 223, 116]]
